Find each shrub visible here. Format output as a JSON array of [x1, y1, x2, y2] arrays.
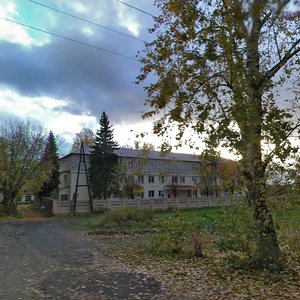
[[212, 204, 285, 271], [150, 212, 204, 258], [97, 207, 154, 228], [214, 204, 258, 258]]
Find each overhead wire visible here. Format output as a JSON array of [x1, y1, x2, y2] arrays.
[[114, 0, 156, 18], [27, 0, 146, 43], [1, 17, 139, 61]]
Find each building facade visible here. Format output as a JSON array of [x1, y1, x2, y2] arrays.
[[58, 146, 230, 211]]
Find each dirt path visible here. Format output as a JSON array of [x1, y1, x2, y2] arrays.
[[0, 220, 168, 300]]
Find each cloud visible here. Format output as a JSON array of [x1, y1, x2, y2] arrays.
[[0, 0, 157, 124], [0, 1, 34, 46]]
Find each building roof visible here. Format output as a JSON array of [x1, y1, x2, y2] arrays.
[[63, 145, 202, 162]]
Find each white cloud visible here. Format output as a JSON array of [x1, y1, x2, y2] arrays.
[[115, 2, 141, 36], [0, 88, 97, 143], [0, 1, 34, 46], [69, 2, 88, 14], [82, 27, 94, 36]]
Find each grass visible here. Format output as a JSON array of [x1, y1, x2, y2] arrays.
[[71, 205, 300, 264], [69, 206, 223, 233], [69, 205, 300, 233]]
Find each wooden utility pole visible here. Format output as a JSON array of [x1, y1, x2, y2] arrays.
[[72, 142, 93, 215]]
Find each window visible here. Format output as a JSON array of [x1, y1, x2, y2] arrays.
[[159, 190, 165, 197], [192, 176, 198, 183], [148, 160, 155, 167], [137, 192, 144, 199], [148, 175, 154, 183], [60, 194, 68, 201], [172, 176, 178, 184], [192, 190, 197, 197], [64, 174, 67, 183], [148, 190, 155, 198], [180, 176, 185, 184], [159, 176, 165, 183], [25, 195, 31, 202], [158, 160, 164, 167], [127, 159, 134, 168], [138, 175, 144, 184]]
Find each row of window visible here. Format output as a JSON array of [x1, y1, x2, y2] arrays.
[[137, 175, 199, 184], [120, 158, 200, 169], [146, 189, 197, 198], [60, 188, 199, 201]]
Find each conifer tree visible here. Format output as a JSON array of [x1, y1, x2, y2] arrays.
[[37, 131, 60, 198], [89, 112, 119, 199]]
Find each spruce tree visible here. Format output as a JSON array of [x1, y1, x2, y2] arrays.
[[37, 131, 60, 198], [89, 112, 119, 199]]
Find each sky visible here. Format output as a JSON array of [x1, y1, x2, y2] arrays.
[[1, 1, 297, 160], [0, 0, 175, 154]]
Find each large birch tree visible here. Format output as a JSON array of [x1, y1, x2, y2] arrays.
[[138, 0, 300, 266]]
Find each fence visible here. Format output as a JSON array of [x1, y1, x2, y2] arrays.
[[38, 197, 54, 216], [52, 196, 241, 215]]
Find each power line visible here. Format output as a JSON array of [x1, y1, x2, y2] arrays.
[[1, 17, 139, 61], [28, 0, 146, 43], [114, 0, 156, 18]]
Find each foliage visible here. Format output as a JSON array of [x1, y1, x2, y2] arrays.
[[138, 0, 300, 266], [219, 159, 243, 195], [214, 204, 259, 256], [110, 165, 143, 199], [0, 117, 51, 215], [71, 127, 95, 151], [0, 203, 51, 219], [93, 207, 154, 229], [89, 112, 119, 199], [36, 131, 60, 198], [150, 212, 204, 258], [197, 150, 220, 196]]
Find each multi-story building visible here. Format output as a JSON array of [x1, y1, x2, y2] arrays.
[[58, 146, 227, 206]]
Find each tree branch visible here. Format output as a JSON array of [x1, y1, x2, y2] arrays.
[[259, 39, 300, 87], [262, 121, 300, 170]]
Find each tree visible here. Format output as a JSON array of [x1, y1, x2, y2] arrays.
[[71, 128, 95, 151], [198, 150, 220, 196], [110, 165, 143, 199], [138, 0, 300, 266], [36, 131, 60, 198], [88, 112, 119, 199], [0, 117, 51, 215], [219, 160, 243, 195]]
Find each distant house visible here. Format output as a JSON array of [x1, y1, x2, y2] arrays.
[[0, 192, 34, 204], [20, 193, 35, 204]]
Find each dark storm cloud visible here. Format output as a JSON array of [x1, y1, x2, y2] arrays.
[[0, 0, 157, 123]]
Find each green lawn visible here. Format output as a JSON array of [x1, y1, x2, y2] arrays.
[[68, 205, 300, 233]]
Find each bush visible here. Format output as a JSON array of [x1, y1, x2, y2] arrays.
[[96, 207, 154, 228], [150, 212, 204, 258], [212, 204, 285, 270], [214, 204, 258, 258]]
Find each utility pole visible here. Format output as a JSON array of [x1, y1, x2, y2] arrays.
[[72, 142, 93, 215]]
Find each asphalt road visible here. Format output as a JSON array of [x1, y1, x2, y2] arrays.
[[0, 220, 163, 300]]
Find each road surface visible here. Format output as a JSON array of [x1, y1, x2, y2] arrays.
[[0, 220, 164, 299]]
